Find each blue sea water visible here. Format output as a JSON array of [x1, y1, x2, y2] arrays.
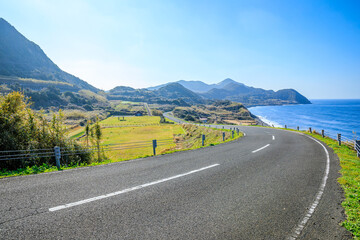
[[249, 99, 360, 140]]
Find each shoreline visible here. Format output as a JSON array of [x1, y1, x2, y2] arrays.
[[248, 101, 360, 140], [254, 116, 270, 127]]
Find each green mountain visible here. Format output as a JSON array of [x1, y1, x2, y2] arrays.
[[201, 80, 311, 106], [107, 83, 203, 106], [155, 83, 204, 104], [0, 18, 98, 92], [148, 78, 311, 107], [148, 78, 238, 93]]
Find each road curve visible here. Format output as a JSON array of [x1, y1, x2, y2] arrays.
[[0, 122, 351, 239]]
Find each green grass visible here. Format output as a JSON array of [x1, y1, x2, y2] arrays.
[[303, 132, 360, 238], [0, 75, 74, 86], [100, 116, 162, 126], [101, 124, 184, 161], [258, 124, 360, 238], [1, 118, 243, 178]]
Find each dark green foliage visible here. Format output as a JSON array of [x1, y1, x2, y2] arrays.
[[173, 100, 255, 124], [0, 86, 110, 110], [159, 116, 174, 124], [184, 115, 196, 121], [107, 85, 193, 106], [152, 109, 163, 116], [0, 92, 91, 170]]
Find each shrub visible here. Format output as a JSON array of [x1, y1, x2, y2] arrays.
[[0, 92, 92, 170]]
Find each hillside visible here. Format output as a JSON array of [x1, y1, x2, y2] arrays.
[[148, 78, 237, 93], [154, 83, 204, 104], [148, 78, 311, 107], [0, 18, 98, 92], [107, 83, 203, 106], [173, 100, 256, 124]]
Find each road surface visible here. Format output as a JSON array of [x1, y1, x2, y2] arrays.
[[144, 103, 152, 116], [0, 122, 351, 239]]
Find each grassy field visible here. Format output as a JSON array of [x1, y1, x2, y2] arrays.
[[1, 115, 242, 178], [79, 116, 240, 162], [101, 124, 184, 160], [100, 116, 163, 126]]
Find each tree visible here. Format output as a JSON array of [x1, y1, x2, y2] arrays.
[[0, 91, 91, 170], [92, 117, 102, 162], [85, 120, 91, 147]]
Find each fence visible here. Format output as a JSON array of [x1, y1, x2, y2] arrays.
[[281, 124, 360, 158], [0, 128, 240, 170]]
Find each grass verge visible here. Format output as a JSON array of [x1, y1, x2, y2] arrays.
[[262, 125, 359, 238], [303, 132, 359, 238]]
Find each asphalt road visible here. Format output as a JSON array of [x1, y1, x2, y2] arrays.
[[0, 121, 351, 239], [144, 103, 152, 116]]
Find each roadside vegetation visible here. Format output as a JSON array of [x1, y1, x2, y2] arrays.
[[0, 93, 243, 178], [173, 100, 256, 125], [265, 125, 360, 238], [0, 92, 92, 175], [304, 132, 360, 238], [74, 116, 240, 163]]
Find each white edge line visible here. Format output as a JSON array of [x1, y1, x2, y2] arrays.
[[252, 144, 270, 153], [287, 135, 330, 239], [49, 164, 220, 212]]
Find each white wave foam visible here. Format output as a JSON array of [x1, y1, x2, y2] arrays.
[[257, 115, 282, 128]]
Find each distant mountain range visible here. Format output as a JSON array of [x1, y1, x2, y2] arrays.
[[108, 82, 203, 105], [148, 79, 235, 93], [0, 18, 97, 92], [144, 78, 311, 107]]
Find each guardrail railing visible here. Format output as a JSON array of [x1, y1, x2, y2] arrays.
[[0, 127, 241, 171], [281, 124, 359, 158]]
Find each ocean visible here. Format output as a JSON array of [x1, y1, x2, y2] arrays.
[[248, 99, 360, 141]]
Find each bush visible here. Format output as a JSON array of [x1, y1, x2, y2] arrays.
[[0, 92, 92, 170]]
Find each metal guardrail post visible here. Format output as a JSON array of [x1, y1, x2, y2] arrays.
[[202, 134, 205, 146], [54, 146, 61, 170], [355, 140, 360, 158], [338, 134, 341, 146], [152, 140, 157, 155], [223, 132, 225, 141], [322, 130, 325, 138]]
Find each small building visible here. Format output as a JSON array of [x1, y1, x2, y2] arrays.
[[199, 117, 208, 123]]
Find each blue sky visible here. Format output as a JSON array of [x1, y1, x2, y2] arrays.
[[0, 0, 359, 98]]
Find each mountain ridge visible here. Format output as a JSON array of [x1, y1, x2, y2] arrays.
[[145, 78, 311, 106], [0, 18, 98, 92]]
